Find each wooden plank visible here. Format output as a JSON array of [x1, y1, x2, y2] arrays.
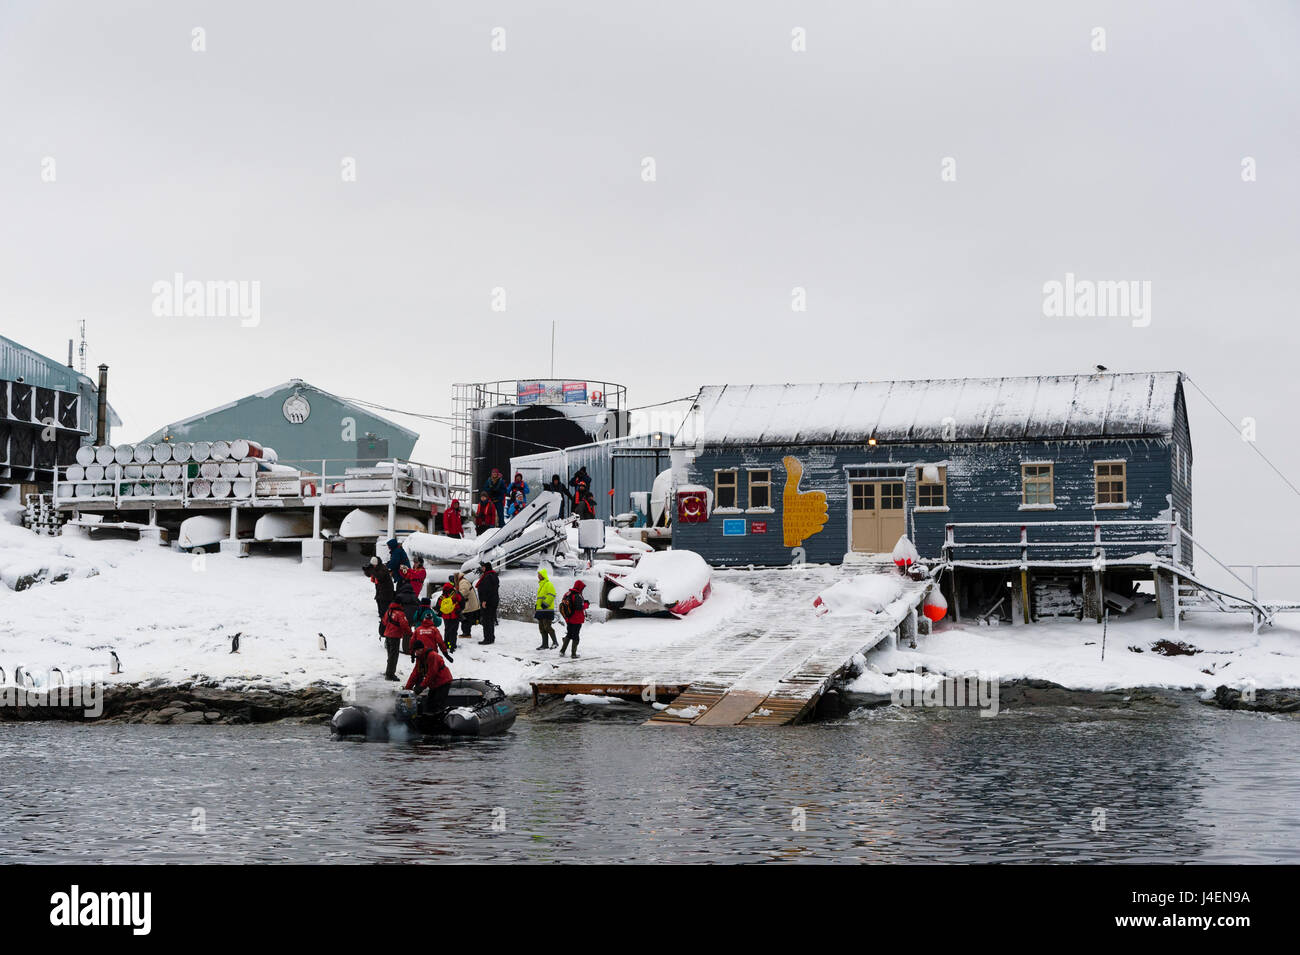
[[692, 691, 768, 726], [531, 682, 686, 701], [646, 684, 727, 725]]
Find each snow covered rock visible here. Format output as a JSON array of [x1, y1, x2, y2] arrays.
[[0, 524, 102, 592]]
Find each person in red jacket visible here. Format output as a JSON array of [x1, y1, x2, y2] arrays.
[[410, 616, 450, 661], [407, 640, 454, 715], [558, 580, 590, 658], [436, 580, 465, 651], [443, 499, 464, 538], [474, 492, 497, 535], [402, 557, 428, 600], [381, 600, 412, 681]]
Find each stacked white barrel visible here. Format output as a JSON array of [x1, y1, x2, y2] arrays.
[[64, 439, 274, 500]]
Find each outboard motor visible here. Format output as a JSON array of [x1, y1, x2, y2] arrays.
[[330, 705, 373, 738]]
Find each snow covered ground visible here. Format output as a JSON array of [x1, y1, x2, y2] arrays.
[[854, 605, 1300, 698], [0, 524, 748, 698], [2, 523, 1298, 705]]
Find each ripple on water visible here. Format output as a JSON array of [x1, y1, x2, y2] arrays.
[[0, 704, 1295, 863]]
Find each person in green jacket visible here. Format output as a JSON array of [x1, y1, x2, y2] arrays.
[[535, 567, 559, 650], [410, 597, 437, 629]]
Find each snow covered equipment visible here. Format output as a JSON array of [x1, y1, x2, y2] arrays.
[[892, 535, 920, 570], [813, 575, 906, 617], [922, 588, 948, 623], [461, 490, 571, 574], [601, 550, 713, 616]]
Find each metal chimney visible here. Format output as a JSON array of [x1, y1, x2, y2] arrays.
[[96, 364, 109, 445]]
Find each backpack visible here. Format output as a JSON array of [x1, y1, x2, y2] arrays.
[[439, 594, 458, 615], [559, 590, 577, 619]]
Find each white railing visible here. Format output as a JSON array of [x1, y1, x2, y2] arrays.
[[1226, 564, 1300, 607], [943, 516, 1182, 568]]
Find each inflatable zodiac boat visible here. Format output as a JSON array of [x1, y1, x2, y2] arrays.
[[331, 679, 517, 740]]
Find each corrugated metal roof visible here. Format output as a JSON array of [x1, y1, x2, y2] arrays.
[[148, 379, 420, 441], [1, 334, 122, 429], [676, 372, 1182, 447]]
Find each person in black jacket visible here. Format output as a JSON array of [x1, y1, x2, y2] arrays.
[[475, 561, 500, 644], [392, 568, 420, 653], [543, 474, 571, 517], [569, 467, 592, 495], [365, 559, 395, 635], [574, 483, 598, 520]]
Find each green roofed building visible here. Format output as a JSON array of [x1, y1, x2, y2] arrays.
[[140, 379, 420, 469]]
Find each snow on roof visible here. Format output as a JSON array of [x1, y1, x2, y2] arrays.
[[153, 380, 420, 440], [676, 372, 1182, 447]]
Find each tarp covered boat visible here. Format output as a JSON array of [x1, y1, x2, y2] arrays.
[[600, 549, 712, 616]]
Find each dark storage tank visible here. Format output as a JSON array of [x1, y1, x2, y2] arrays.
[[463, 379, 628, 494]]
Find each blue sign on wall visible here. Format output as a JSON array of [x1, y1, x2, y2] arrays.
[[722, 518, 747, 536]]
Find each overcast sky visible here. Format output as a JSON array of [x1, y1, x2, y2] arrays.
[[2, 1, 1298, 565]]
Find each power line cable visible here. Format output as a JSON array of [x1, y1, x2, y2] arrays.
[[1183, 375, 1300, 500]]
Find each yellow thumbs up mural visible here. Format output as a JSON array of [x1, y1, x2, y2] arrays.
[[782, 456, 829, 547]]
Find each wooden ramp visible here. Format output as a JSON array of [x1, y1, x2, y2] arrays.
[[532, 563, 936, 727]]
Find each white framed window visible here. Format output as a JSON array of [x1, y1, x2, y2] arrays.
[[1022, 462, 1054, 507], [714, 469, 738, 510], [1094, 460, 1127, 506], [747, 468, 772, 510], [916, 465, 947, 509]]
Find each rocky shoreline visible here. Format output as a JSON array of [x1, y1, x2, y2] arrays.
[[827, 678, 1300, 717], [1, 678, 1296, 725], [0, 682, 346, 725]]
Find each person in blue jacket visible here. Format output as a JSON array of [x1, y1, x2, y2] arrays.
[[385, 538, 410, 577], [506, 472, 530, 508], [506, 489, 528, 520]]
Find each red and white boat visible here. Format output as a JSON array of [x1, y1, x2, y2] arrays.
[[600, 550, 712, 617]]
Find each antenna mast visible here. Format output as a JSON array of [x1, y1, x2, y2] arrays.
[[78, 320, 88, 375]]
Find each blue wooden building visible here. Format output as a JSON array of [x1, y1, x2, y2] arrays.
[[671, 372, 1192, 619]]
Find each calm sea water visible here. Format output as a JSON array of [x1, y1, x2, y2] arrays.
[[1, 698, 1296, 863]]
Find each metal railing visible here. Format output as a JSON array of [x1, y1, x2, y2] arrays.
[[1226, 564, 1300, 607], [943, 516, 1182, 568]]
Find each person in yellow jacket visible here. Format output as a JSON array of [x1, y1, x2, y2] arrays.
[[534, 567, 559, 650]]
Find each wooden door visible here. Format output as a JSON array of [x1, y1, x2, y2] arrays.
[[850, 480, 906, 553]]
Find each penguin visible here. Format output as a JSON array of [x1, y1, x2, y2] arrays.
[[230, 632, 241, 654], [0, 666, 5, 685], [14, 666, 31, 688], [50, 667, 64, 686], [110, 650, 123, 675], [318, 633, 327, 651], [1095, 364, 1108, 372]]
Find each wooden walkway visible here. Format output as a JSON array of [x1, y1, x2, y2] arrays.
[[531, 562, 936, 727]]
